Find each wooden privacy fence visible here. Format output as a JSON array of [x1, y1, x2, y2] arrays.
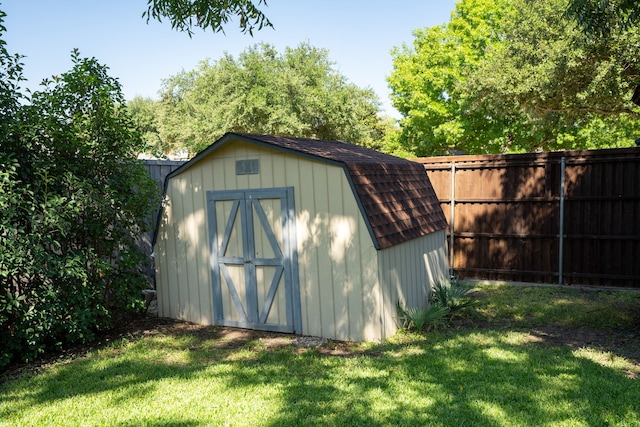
[[415, 147, 640, 288], [141, 160, 186, 286], [142, 160, 186, 230]]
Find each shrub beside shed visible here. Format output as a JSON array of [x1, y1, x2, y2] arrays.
[[154, 133, 449, 341]]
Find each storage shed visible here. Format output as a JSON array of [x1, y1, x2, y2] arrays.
[[154, 133, 449, 342]]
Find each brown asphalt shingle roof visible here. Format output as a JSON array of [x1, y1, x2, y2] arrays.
[[172, 133, 448, 250]]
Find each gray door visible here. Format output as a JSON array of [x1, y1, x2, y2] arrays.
[[207, 187, 301, 333]]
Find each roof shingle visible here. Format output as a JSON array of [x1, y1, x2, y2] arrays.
[[232, 133, 448, 249], [164, 133, 447, 249]]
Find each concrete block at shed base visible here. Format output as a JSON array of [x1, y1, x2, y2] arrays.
[[142, 289, 157, 305]]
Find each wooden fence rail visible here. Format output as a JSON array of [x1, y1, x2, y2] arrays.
[[415, 147, 640, 288]]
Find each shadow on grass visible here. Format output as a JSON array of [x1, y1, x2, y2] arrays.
[[264, 331, 638, 426], [470, 285, 640, 327], [1, 322, 638, 426]]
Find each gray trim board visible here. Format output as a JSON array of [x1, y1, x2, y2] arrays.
[[207, 187, 301, 333]]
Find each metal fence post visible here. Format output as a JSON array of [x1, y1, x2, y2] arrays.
[[450, 162, 456, 278], [558, 157, 566, 285]]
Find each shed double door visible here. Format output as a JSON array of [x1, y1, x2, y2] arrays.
[[207, 187, 300, 333]]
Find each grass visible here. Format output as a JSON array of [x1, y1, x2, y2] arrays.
[[471, 283, 639, 329], [1, 284, 639, 426]]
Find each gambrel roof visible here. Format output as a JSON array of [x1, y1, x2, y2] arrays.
[[164, 132, 448, 250]]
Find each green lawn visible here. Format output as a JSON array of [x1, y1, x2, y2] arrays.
[[1, 284, 639, 427]]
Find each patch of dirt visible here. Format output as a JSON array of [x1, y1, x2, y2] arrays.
[[450, 317, 640, 364], [525, 324, 640, 362], [525, 325, 640, 379]]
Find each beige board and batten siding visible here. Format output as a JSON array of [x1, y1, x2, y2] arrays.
[[155, 138, 449, 342], [155, 166, 212, 325], [377, 228, 449, 339], [156, 141, 377, 341]]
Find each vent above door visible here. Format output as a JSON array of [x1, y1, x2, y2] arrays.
[[236, 159, 259, 175]]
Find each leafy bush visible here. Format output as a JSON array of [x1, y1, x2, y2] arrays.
[[430, 277, 477, 318], [396, 302, 450, 332], [0, 12, 159, 369]]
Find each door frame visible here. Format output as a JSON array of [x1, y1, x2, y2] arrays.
[[206, 187, 301, 333]]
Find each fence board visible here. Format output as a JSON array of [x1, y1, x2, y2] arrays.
[[141, 160, 186, 286], [415, 147, 640, 288]]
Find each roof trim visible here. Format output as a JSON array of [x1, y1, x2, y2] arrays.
[[159, 133, 381, 248], [154, 133, 448, 250], [164, 132, 345, 181]]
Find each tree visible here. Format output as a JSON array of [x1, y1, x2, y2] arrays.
[[565, 0, 640, 38], [564, 0, 640, 107], [0, 14, 159, 367], [388, 0, 514, 156], [143, 0, 271, 36], [389, 0, 639, 156], [467, 0, 640, 150], [128, 96, 166, 157], [155, 43, 385, 154]]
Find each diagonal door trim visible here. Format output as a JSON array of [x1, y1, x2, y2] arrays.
[[219, 199, 241, 259], [219, 263, 248, 323], [207, 187, 301, 333], [252, 198, 284, 259], [259, 265, 285, 324]]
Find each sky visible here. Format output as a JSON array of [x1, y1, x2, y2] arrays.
[[2, 1, 457, 118]]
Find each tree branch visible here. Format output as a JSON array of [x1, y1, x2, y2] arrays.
[[144, 0, 272, 36]]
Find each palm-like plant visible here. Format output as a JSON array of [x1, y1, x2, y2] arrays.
[[396, 303, 450, 332], [430, 277, 477, 317]]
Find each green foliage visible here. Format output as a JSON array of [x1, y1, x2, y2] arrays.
[[0, 15, 160, 369], [389, 0, 640, 156], [396, 302, 450, 332], [468, 0, 640, 151], [151, 43, 387, 155], [388, 0, 513, 156], [143, 0, 272, 36], [565, 0, 640, 38], [396, 278, 479, 332], [127, 96, 166, 157], [430, 277, 477, 317]]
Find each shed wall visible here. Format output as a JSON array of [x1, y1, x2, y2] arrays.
[[156, 172, 213, 325], [377, 228, 449, 339], [155, 140, 384, 341]]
